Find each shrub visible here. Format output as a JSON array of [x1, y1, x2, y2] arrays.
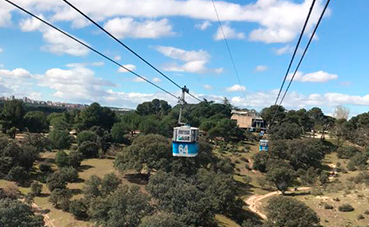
[[59, 167, 79, 183], [69, 151, 83, 168], [69, 199, 88, 220], [337, 146, 360, 159], [39, 163, 52, 172], [76, 131, 97, 146], [78, 141, 99, 158], [49, 188, 72, 210], [324, 204, 333, 209], [364, 210, 369, 215], [46, 172, 67, 191], [55, 150, 70, 167], [358, 214, 365, 220], [30, 181, 43, 196], [6, 166, 28, 184], [338, 204, 354, 212], [49, 130, 71, 150]]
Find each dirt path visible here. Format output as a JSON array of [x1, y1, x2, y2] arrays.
[[31, 202, 56, 227], [245, 187, 311, 220]]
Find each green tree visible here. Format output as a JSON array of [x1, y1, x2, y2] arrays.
[[147, 171, 215, 226], [46, 172, 67, 191], [265, 196, 320, 227], [78, 141, 99, 158], [100, 173, 121, 197], [50, 116, 69, 130], [111, 122, 130, 144], [136, 99, 171, 116], [0, 198, 44, 227], [208, 118, 244, 142], [49, 130, 71, 150], [77, 130, 98, 146], [49, 188, 72, 210], [83, 175, 102, 200], [55, 150, 70, 167], [70, 199, 89, 220], [30, 181, 43, 196], [23, 133, 51, 153], [266, 161, 296, 194], [23, 111, 48, 133], [139, 213, 186, 227], [76, 102, 116, 131], [59, 167, 79, 183], [88, 186, 152, 227], [261, 105, 286, 126], [6, 166, 28, 184], [69, 151, 83, 168], [270, 122, 302, 140], [0, 100, 25, 131], [114, 134, 172, 175]]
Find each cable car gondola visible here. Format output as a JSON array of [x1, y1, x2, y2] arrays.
[[172, 86, 199, 157], [259, 139, 269, 152]]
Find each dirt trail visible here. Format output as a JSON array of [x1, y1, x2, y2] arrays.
[[245, 187, 311, 220], [31, 202, 55, 227]]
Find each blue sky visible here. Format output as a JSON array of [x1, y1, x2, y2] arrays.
[[0, 0, 368, 116]]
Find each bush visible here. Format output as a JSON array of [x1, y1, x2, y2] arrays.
[[338, 204, 354, 212], [30, 181, 43, 196], [55, 150, 70, 167], [78, 141, 99, 158], [69, 151, 83, 168], [76, 131, 97, 146], [324, 204, 333, 209], [364, 210, 369, 215], [337, 146, 360, 159], [49, 130, 71, 150], [46, 172, 67, 191], [69, 199, 88, 220], [49, 188, 72, 210], [39, 163, 52, 173], [59, 167, 79, 183], [358, 214, 365, 220], [6, 166, 28, 184]]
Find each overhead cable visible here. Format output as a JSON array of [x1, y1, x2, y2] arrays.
[[211, 0, 247, 104], [279, 0, 331, 105], [5, 0, 179, 100], [274, 0, 317, 105], [62, 0, 202, 102]]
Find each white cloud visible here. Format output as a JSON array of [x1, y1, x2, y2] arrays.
[[0, 68, 32, 78], [274, 45, 294, 55], [254, 65, 268, 72], [288, 71, 338, 83], [118, 64, 136, 73], [195, 21, 211, 30], [226, 84, 246, 92], [0, 48, 2, 53], [214, 24, 245, 41], [153, 77, 161, 82], [4, 0, 330, 45], [132, 76, 146, 83], [38, 66, 115, 102], [114, 55, 122, 61], [155, 46, 220, 74], [66, 62, 105, 68], [20, 17, 89, 56], [104, 18, 175, 39], [203, 84, 213, 90]]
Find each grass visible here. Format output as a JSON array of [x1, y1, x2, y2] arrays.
[[216, 214, 241, 227]]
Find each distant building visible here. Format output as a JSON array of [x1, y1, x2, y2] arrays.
[[231, 110, 266, 131]]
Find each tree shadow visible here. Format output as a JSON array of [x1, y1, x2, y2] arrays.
[[77, 165, 94, 172], [70, 188, 83, 195], [124, 173, 149, 185]]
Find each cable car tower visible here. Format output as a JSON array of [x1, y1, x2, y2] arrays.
[[172, 86, 199, 157]]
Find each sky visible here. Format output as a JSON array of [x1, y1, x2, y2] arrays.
[[0, 0, 368, 116]]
